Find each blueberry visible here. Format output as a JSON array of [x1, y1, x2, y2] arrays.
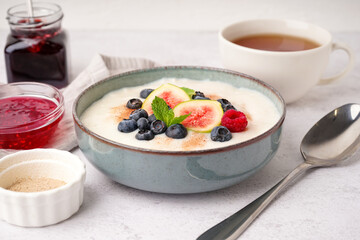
[[217, 99, 236, 112], [126, 98, 143, 109], [217, 98, 231, 106], [135, 130, 155, 141], [129, 109, 148, 121], [193, 96, 210, 100], [165, 124, 188, 139], [192, 91, 205, 99], [150, 120, 167, 135], [118, 119, 138, 133], [140, 89, 154, 98], [223, 104, 236, 112], [137, 117, 150, 130], [148, 114, 156, 123], [210, 126, 232, 142]]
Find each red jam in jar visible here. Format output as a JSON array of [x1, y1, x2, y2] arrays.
[[0, 83, 64, 150], [4, 3, 69, 88]]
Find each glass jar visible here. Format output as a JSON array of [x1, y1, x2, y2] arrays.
[[4, 3, 69, 88]]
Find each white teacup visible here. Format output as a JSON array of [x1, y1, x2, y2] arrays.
[[219, 19, 354, 103]]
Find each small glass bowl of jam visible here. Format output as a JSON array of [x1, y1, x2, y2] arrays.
[[0, 82, 64, 149]]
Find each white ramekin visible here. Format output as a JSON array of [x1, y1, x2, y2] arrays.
[[0, 149, 86, 227]]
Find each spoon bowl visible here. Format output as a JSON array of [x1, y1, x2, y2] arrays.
[[301, 103, 360, 166], [197, 103, 360, 240]]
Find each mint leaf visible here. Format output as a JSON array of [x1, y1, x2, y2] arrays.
[[181, 87, 195, 98], [151, 96, 168, 122], [151, 96, 190, 127], [163, 109, 175, 127], [171, 113, 191, 125]]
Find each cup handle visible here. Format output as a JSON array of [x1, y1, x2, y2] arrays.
[[318, 42, 355, 85]]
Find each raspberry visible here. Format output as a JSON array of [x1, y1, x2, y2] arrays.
[[221, 109, 248, 132]]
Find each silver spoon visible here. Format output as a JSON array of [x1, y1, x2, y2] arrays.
[[197, 103, 360, 240]]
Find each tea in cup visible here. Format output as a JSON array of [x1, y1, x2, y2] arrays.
[[219, 19, 354, 103]]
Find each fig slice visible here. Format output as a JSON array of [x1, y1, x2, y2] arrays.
[[173, 100, 224, 132], [142, 83, 191, 115]]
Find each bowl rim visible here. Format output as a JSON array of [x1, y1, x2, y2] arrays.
[[73, 66, 286, 156]]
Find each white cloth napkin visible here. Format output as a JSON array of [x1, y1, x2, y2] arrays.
[[0, 54, 159, 157]]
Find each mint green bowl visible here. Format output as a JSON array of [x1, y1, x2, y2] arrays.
[[73, 66, 285, 194]]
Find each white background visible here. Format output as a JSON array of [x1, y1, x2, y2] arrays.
[[0, 0, 359, 32], [0, 1, 360, 240]]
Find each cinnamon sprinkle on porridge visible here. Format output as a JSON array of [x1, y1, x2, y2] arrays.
[[207, 94, 221, 100], [182, 132, 207, 151], [111, 104, 133, 122]]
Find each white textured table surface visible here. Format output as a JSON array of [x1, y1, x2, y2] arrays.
[[0, 30, 360, 240]]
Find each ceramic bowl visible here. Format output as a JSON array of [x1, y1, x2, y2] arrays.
[[73, 66, 285, 194], [0, 149, 86, 227]]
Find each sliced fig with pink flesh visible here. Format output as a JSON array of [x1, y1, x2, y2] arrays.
[[142, 83, 191, 115], [173, 100, 223, 132]]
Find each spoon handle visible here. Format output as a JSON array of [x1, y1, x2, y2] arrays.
[[197, 162, 313, 240]]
